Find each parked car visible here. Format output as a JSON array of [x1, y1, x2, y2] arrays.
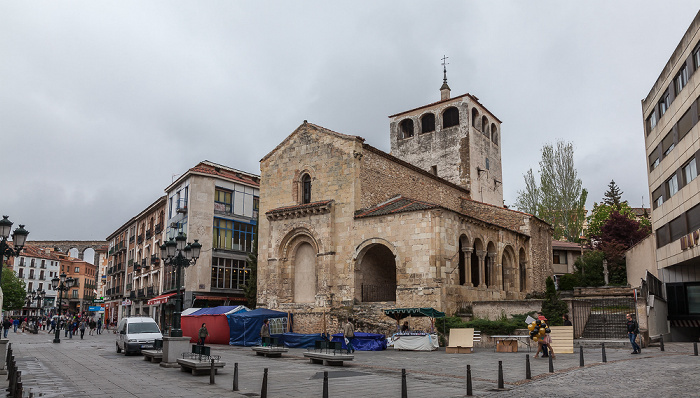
[[115, 317, 163, 355]]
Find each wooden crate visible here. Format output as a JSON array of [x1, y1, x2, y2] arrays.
[[496, 339, 518, 353]]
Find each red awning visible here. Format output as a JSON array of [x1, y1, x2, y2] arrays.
[[147, 293, 176, 305], [194, 295, 247, 302]]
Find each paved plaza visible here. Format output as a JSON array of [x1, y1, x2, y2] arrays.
[[3, 330, 699, 397]]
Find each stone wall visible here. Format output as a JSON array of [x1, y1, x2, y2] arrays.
[[471, 300, 544, 321]]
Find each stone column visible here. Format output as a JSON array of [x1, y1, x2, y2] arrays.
[[160, 336, 191, 368], [462, 247, 473, 286], [488, 253, 497, 288], [476, 250, 486, 287]]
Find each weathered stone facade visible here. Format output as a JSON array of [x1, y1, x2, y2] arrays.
[[258, 112, 552, 335]]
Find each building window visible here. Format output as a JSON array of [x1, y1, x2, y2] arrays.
[[485, 158, 490, 170], [553, 251, 567, 264], [431, 165, 437, 176], [74, 267, 80, 273], [302, 174, 311, 204], [675, 64, 689, 94], [213, 218, 255, 253], [471, 108, 479, 129], [399, 119, 414, 138], [668, 174, 679, 197], [421, 113, 435, 133], [443, 107, 459, 128], [695, 48, 700, 70], [647, 110, 657, 132], [215, 188, 233, 213], [210, 257, 249, 289], [18, 269, 23, 278], [650, 157, 660, 171], [72, 290, 79, 298], [491, 123, 498, 145], [684, 158, 697, 185], [659, 93, 670, 117]]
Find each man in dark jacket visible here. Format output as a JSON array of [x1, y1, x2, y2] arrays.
[[626, 313, 641, 354], [3, 318, 12, 338]]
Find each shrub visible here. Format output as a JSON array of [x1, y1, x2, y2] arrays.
[[541, 276, 569, 326], [437, 313, 536, 337], [558, 273, 579, 291]]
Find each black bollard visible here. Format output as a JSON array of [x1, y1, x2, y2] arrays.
[[209, 358, 215, 385], [525, 355, 531, 380], [660, 336, 665, 351], [602, 343, 607, 363], [233, 363, 239, 391], [694, 342, 698, 356], [548, 353, 554, 373], [401, 368, 407, 398], [466, 365, 473, 396], [498, 361, 504, 389], [323, 371, 329, 398], [579, 346, 584, 367], [261, 368, 268, 398]]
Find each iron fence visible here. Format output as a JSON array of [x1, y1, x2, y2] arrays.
[[571, 297, 635, 339]]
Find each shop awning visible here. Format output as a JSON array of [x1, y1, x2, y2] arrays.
[[147, 292, 176, 305], [194, 295, 247, 302], [383, 308, 446, 321]]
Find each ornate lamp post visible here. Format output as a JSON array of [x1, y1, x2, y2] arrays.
[[159, 232, 201, 337], [51, 273, 75, 343], [0, 216, 30, 285], [26, 289, 37, 316], [37, 289, 46, 317]]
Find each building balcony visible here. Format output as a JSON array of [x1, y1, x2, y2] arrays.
[[126, 283, 132, 291], [129, 291, 135, 299], [137, 288, 144, 298], [154, 224, 162, 234], [40, 264, 47, 269], [129, 236, 135, 244], [151, 256, 160, 265], [137, 235, 143, 244], [128, 259, 133, 266], [145, 230, 152, 240], [28, 274, 35, 280], [39, 276, 45, 280], [147, 286, 156, 297]]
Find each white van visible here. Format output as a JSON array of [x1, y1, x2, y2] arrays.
[[115, 317, 163, 355]]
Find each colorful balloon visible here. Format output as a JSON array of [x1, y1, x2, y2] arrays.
[[528, 324, 535, 331]]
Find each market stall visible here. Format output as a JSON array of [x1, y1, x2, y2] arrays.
[[384, 308, 445, 351], [331, 332, 387, 351]]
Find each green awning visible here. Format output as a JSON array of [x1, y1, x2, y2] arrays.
[[383, 308, 446, 321]]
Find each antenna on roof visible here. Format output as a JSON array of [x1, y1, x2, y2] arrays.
[[441, 55, 449, 84]]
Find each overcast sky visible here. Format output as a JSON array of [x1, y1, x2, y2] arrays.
[[2, 1, 699, 240]]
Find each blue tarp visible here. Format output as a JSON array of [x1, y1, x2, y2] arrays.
[[227, 308, 289, 346], [273, 332, 324, 348], [331, 332, 387, 351], [189, 305, 247, 316]]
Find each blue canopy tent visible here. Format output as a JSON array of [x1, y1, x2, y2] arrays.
[[331, 332, 387, 351], [227, 308, 290, 346]]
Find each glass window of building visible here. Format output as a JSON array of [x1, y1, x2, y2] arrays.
[[684, 158, 697, 185], [668, 174, 679, 197]]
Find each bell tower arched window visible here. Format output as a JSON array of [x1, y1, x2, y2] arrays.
[[302, 174, 312, 204]]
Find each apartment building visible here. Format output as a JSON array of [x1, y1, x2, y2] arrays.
[[10, 246, 60, 316], [639, 11, 700, 341], [57, 253, 97, 313], [164, 161, 259, 311], [104, 196, 166, 325]]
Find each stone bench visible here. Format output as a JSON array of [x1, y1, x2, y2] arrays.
[[142, 350, 163, 363], [303, 352, 354, 366], [252, 346, 289, 358], [177, 357, 226, 375]]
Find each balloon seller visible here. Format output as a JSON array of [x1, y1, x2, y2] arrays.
[[530, 319, 555, 359]]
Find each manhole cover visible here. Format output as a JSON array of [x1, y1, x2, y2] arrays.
[[310, 370, 369, 379]]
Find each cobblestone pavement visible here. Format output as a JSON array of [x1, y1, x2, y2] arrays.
[[3, 329, 699, 397]]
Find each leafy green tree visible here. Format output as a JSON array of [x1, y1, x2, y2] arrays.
[[244, 224, 258, 309], [557, 273, 579, 291], [603, 180, 623, 209], [586, 201, 650, 241], [541, 277, 568, 326], [2, 266, 26, 311], [515, 140, 588, 242], [573, 250, 605, 287]]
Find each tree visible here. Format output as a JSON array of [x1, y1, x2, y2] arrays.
[[598, 210, 652, 285], [243, 224, 258, 309], [573, 250, 605, 287], [541, 277, 568, 326], [586, 201, 650, 241], [515, 140, 588, 242], [1, 266, 26, 312], [603, 180, 623, 209]]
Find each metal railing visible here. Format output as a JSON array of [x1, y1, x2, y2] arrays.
[[572, 297, 635, 339], [361, 284, 396, 302]]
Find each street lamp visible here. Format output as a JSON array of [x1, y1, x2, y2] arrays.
[[26, 289, 37, 316], [0, 216, 30, 286], [159, 233, 201, 337], [37, 289, 46, 317], [51, 273, 75, 343]]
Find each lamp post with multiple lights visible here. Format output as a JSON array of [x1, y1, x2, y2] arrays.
[[159, 232, 201, 337], [51, 273, 75, 343], [0, 216, 30, 320]]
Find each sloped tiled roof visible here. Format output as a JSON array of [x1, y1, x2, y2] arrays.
[[355, 196, 439, 218]]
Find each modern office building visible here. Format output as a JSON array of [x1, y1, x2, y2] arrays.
[[640, 10, 700, 341]]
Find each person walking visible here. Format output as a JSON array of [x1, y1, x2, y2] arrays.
[[89, 319, 96, 336], [198, 323, 208, 346], [12, 318, 18, 333], [3, 318, 11, 338], [626, 313, 641, 354], [97, 318, 102, 335], [79, 320, 86, 340], [343, 317, 355, 354]]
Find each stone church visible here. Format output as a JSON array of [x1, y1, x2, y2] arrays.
[[257, 78, 552, 333]]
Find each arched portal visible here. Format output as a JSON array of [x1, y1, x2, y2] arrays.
[[458, 235, 468, 286], [471, 239, 484, 287], [502, 246, 516, 291], [83, 248, 96, 265], [355, 244, 396, 302], [519, 248, 527, 292], [486, 241, 497, 287], [294, 242, 317, 303]]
